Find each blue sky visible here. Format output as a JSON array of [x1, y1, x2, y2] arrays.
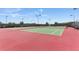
[[0, 8, 79, 24]]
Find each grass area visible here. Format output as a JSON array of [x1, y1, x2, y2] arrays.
[[21, 26, 65, 36]]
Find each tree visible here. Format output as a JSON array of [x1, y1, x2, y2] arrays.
[[54, 22, 58, 25], [0, 22, 2, 24], [20, 21, 24, 25], [45, 22, 49, 26], [0, 22, 3, 28], [20, 21, 24, 27]]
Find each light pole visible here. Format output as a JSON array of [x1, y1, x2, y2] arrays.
[[21, 16, 24, 22], [35, 9, 43, 24], [5, 16, 8, 24], [20, 16, 24, 26], [70, 15, 75, 22], [35, 14, 41, 24], [48, 18, 51, 26], [73, 8, 77, 23]]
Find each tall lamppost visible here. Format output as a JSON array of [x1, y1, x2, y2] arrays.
[[35, 9, 44, 24], [70, 15, 75, 22], [35, 12, 42, 24], [5, 16, 8, 24], [48, 18, 51, 26], [21, 16, 24, 22], [73, 8, 77, 23]]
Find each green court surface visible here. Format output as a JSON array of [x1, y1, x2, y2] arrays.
[[22, 27, 65, 36]]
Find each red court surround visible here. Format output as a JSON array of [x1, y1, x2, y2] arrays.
[[0, 27, 79, 51]]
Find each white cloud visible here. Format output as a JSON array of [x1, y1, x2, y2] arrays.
[[0, 13, 27, 18], [39, 9, 43, 13], [3, 8, 22, 13]]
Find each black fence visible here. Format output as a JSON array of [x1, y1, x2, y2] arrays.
[[0, 21, 78, 28]]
